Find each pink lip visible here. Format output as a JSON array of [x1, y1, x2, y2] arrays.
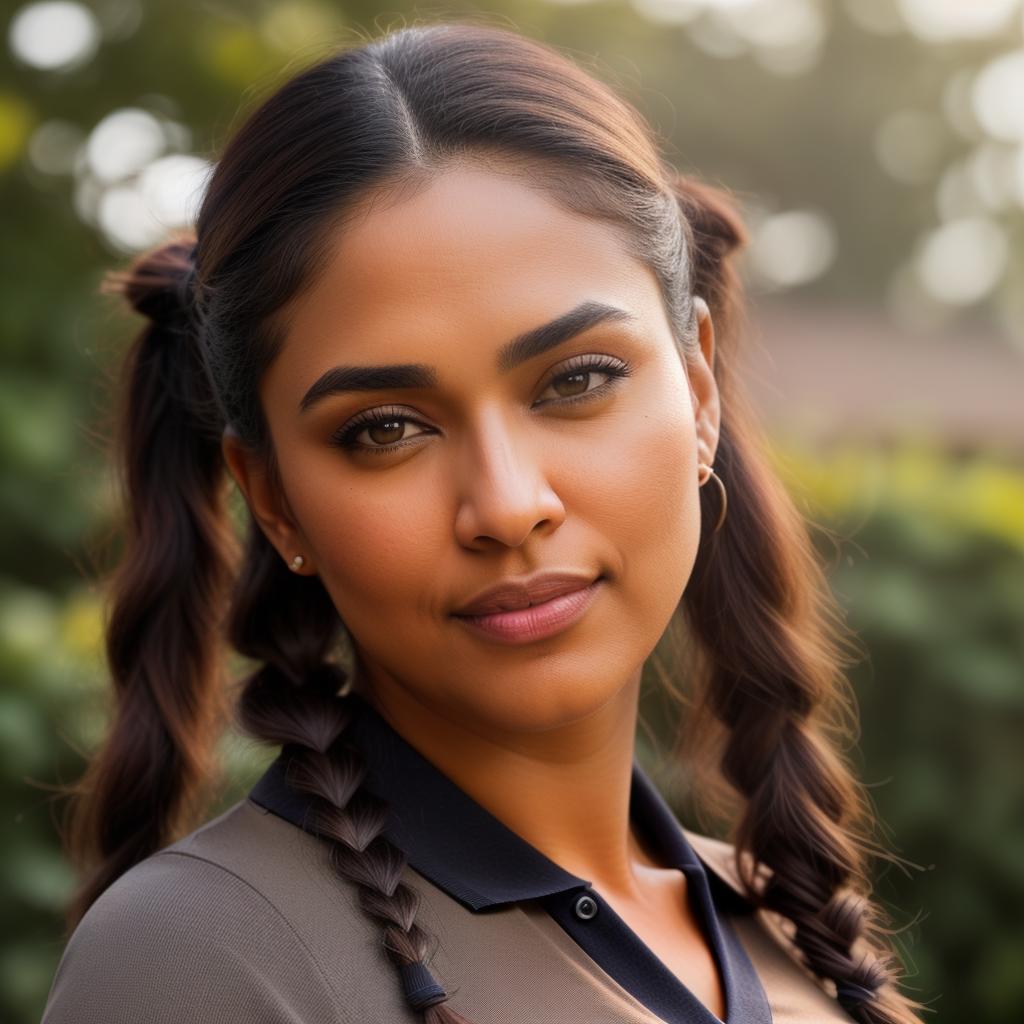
[[453, 570, 601, 616], [453, 578, 604, 645]]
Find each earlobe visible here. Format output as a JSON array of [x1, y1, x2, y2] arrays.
[[220, 428, 314, 574]]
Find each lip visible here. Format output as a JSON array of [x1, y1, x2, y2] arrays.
[[452, 572, 604, 645], [453, 570, 600, 616]]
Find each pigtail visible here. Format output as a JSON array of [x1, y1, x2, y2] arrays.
[[60, 221, 475, 1018], [231, 526, 474, 1023], [671, 169, 749, 348], [61, 233, 238, 931], [671, 174, 927, 1024]]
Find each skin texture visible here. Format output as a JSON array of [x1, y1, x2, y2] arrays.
[[223, 163, 724, 1018]]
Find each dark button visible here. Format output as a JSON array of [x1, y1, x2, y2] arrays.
[[573, 893, 598, 920]]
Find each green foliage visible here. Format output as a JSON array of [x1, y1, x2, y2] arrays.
[[778, 440, 1024, 1022], [0, 579, 102, 1022]]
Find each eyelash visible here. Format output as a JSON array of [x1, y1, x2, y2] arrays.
[[329, 354, 633, 455]]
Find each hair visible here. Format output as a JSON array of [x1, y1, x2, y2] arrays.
[[60, 19, 926, 1024]]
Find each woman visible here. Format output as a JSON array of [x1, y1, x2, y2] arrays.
[[42, 20, 925, 1024]]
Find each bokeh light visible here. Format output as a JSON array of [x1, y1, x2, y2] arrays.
[[84, 108, 166, 184], [137, 155, 212, 230], [0, 93, 33, 171], [915, 216, 1009, 305], [897, 0, 1020, 42], [972, 50, 1024, 142], [874, 109, 947, 185], [27, 120, 84, 177], [747, 208, 838, 289], [966, 142, 1021, 210], [93, 154, 211, 252], [7, 1, 100, 72], [631, 0, 825, 74]]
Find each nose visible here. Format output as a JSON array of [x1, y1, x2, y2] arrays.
[[453, 409, 566, 551]]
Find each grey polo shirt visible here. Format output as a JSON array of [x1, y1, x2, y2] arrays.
[[41, 692, 856, 1023]]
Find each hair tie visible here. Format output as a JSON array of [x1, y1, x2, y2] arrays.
[[398, 961, 448, 1011]]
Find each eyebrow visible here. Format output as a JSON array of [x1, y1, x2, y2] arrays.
[[298, 300, 637, 413]]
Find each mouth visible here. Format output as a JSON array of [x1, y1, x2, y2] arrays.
[[452, 574, 606, 646], [452, 570, 604, 617]]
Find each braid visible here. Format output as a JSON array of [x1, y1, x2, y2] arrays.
[[229, 527, 475, 1023], [62, 233, 237, 930], [688, 432, 921, 1023], [671, 176, 927, 1023]]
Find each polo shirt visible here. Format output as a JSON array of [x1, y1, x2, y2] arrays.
[[251, 691, 769, 1024], [41, 691, 857, 1024]]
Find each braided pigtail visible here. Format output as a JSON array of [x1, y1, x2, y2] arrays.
[[230, 527, 474, 1022], [671, 175, 927, 1023], [61, 233, 238, 930]]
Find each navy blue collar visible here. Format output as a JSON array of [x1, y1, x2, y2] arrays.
[[248, 691, 751, 916], [248, 691, 772, 1024]]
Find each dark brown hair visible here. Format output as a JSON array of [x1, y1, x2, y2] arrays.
[[62, 19, 924, 1024]]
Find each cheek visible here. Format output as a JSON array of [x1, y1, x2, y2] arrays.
[[283, 463, 448, 624], [587, 379, 701, 615]]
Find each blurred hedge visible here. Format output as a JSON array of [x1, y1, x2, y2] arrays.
[[777, 442, 1024, 1021]]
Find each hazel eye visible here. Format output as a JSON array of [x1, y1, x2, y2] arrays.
[[534, 354, 632, 407], [330, 406, 433, 453], [553, 371, 591, 397], [346, 417, 430, 449], [359, 418, 424, 447]]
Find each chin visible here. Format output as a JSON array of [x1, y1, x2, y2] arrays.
[[452, 660, 636, 735]]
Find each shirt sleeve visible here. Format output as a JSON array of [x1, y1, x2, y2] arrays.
[[41, 850, 350, 1024]]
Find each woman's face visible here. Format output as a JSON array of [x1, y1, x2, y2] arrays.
[[226, 162, 720, 735]]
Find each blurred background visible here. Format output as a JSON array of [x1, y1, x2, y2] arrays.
[[1, 1, 1022, 1021]]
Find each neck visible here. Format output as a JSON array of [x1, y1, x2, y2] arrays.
[[357, 668, 653, 900]]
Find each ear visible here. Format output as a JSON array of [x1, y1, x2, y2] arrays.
[[221, 427, 316, 575], [689, 296, 721, 473]]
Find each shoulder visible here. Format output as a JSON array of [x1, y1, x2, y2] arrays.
[[41, 801, 353, 1024], [681, 827, 857, 1022], [682, 826, 767, 913], [681, 827, 748, 891]]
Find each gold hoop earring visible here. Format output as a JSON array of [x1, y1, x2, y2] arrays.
[[289, 554, 305, 572], [697, 463, 728, 534]]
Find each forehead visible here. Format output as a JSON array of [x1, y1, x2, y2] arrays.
[[270, 163, 661, 390]]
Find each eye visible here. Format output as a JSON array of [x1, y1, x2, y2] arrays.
[[533, 353, 633, 408], [329, 405, 434, 455], [329, 354, 633, 457]]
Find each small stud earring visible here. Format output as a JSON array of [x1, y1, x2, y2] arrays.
[[289, 554, 305, 572]]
